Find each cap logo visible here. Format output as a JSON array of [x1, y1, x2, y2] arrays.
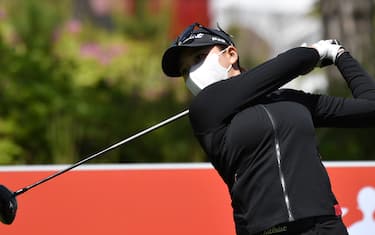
[[211, 36, 226, 44], [181, 33, 204, 44]]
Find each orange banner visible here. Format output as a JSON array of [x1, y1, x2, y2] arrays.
[[325, 162, 375, 234], [0, 162, 374, 235]]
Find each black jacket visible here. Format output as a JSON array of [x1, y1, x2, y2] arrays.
[[188, 47, 375, 234]]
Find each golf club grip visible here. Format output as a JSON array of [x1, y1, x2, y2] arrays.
[[14, 109, 190, 196]]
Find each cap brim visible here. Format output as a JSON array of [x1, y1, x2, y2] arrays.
[[162, 43, 210, 77], [161, 46, 185, 77], [162, 42, 230, 77]]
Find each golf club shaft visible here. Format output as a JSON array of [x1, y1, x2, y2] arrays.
[[14, 109, 190, 196]]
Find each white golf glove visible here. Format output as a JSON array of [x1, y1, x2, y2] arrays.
[[302, 39, 345, 67]]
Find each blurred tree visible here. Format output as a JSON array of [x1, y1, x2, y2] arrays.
[[318, 0, 375, 160], [0, 0, 204, 165], [73, 0, 115, 31], [0, 0, 78, 164], [320, 0, 374, 76]]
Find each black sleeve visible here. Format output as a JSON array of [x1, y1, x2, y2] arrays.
[[312, 52, 375, 127], [189, 47, 320, 134]]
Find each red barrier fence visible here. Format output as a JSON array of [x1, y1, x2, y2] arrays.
[[0, 162, 374, 235]]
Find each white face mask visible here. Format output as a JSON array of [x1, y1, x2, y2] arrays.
[[185, 48, 232, 96]]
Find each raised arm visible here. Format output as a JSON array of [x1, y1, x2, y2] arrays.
[[189, 47, 320, 133], [336, 52, 375, 99], [313, 52, 375, 127]]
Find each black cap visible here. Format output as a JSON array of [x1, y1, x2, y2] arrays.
[[162, 24, 234, 77]]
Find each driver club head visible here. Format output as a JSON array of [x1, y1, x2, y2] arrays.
[[0, 185, 17, 225]]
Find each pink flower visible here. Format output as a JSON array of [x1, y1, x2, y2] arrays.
[[0, 8, 7, 20], [80, 43, 127, 65], [67, 20, 82, 34]]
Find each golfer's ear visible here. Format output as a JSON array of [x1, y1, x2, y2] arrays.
[[227, 46, 238, 65]]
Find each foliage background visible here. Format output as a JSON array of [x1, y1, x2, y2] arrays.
[[0, 0, 200, 165], [0, 0, 374, 165]]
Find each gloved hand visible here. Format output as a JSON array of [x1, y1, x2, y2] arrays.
[[302, 39, 345, 67]]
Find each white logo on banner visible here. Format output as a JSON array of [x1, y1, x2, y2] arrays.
[[345, 186, 375, 235]]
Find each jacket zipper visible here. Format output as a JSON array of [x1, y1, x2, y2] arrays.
[[261, 105, 295, 222]]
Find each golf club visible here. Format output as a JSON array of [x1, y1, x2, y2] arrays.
[[0, 109, 189, 225]]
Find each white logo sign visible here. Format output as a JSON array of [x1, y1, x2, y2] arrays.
[[343, 186, 375, 235]]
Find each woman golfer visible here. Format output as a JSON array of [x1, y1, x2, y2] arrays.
[[161, 23, 375, 235]]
